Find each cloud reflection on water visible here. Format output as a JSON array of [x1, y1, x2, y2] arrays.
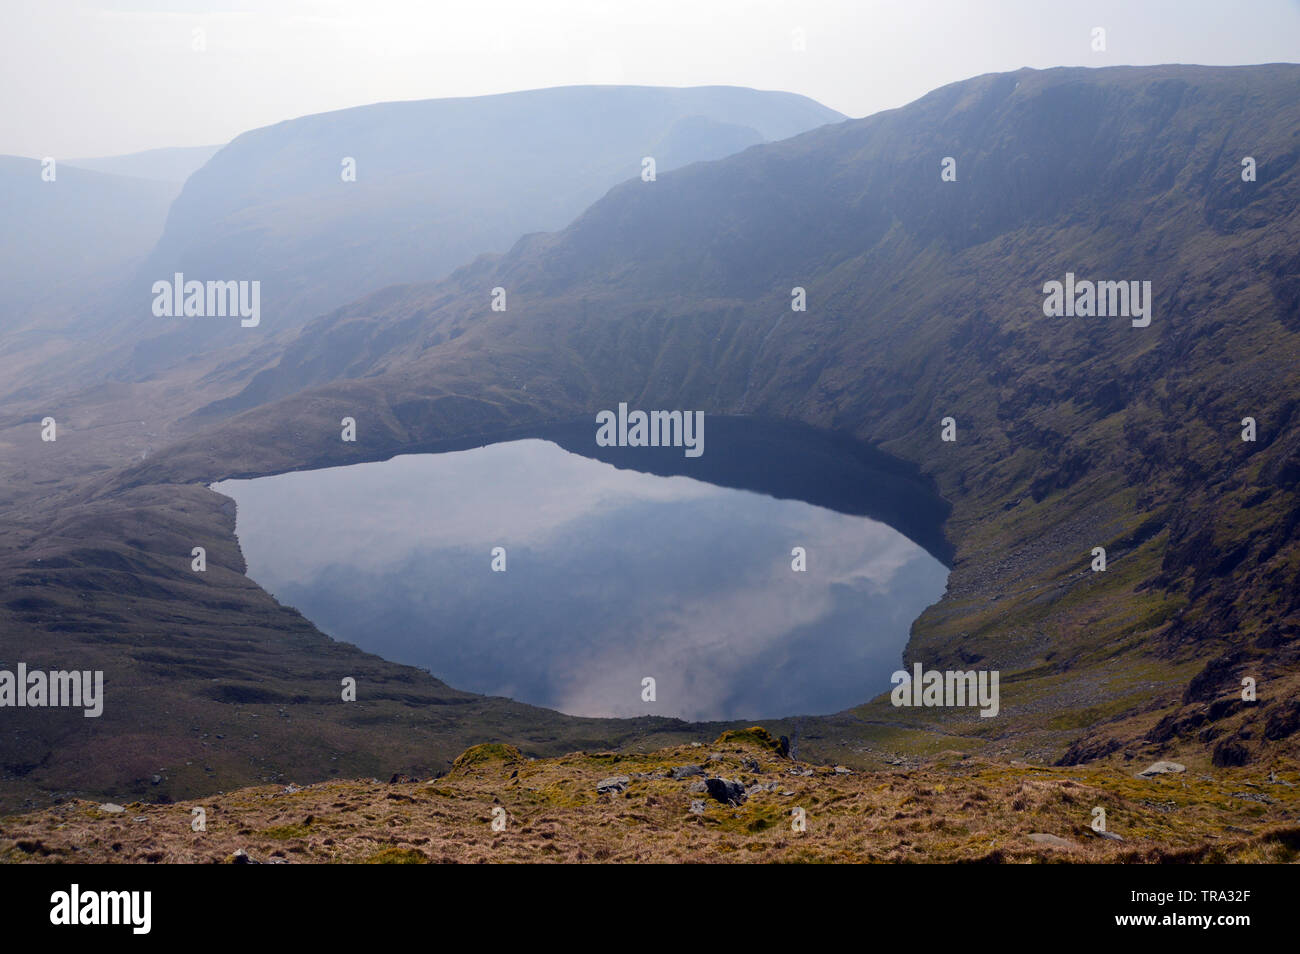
[[215, 439, 948, 720]]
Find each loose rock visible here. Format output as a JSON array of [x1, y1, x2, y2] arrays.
[[1136, 761, 1186, 778], [1027, 832, 1074, 848], [1230, 791, 1273, 804], [596, 775, 630, 795]]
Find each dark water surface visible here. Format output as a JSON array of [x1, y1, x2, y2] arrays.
[[215, 422, 949, 721]]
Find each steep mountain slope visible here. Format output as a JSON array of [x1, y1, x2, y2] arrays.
[[0, 87, 841, 446], [134, 63, 1300, 766], [140, 85, 844, 338]]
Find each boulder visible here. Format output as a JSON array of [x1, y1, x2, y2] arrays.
[[596, 775, 630, 795], [704, 777, 746, 806], [1136, 761, 1186, 778]]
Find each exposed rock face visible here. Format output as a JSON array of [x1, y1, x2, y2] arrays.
[[1213, 742, 1251, 768]]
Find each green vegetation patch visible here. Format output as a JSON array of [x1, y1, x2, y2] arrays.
[[450, 743, 523, 775]]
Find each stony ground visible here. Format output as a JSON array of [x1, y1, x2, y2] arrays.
[[2, 728, 1297, 863]]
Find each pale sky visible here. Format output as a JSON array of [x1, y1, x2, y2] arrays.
[[3, 0, 1298, 158]]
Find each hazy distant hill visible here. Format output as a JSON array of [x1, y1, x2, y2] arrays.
[[141, 85, 845, 334], [64, 144, 223, 184], [0, 156, 179, 331], [0, 146, 220, 338]]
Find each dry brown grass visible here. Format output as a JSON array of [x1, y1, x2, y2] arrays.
[[2, 729, 1296, 864]]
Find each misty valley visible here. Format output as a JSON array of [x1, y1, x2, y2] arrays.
[[214, 438, 949, 721], [3, 1, 1297, 879]]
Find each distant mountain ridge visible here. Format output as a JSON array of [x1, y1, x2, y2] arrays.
[[139, 85, 845, 336]]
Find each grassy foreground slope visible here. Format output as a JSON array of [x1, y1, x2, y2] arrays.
[[3, 729, 1297, 863]]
